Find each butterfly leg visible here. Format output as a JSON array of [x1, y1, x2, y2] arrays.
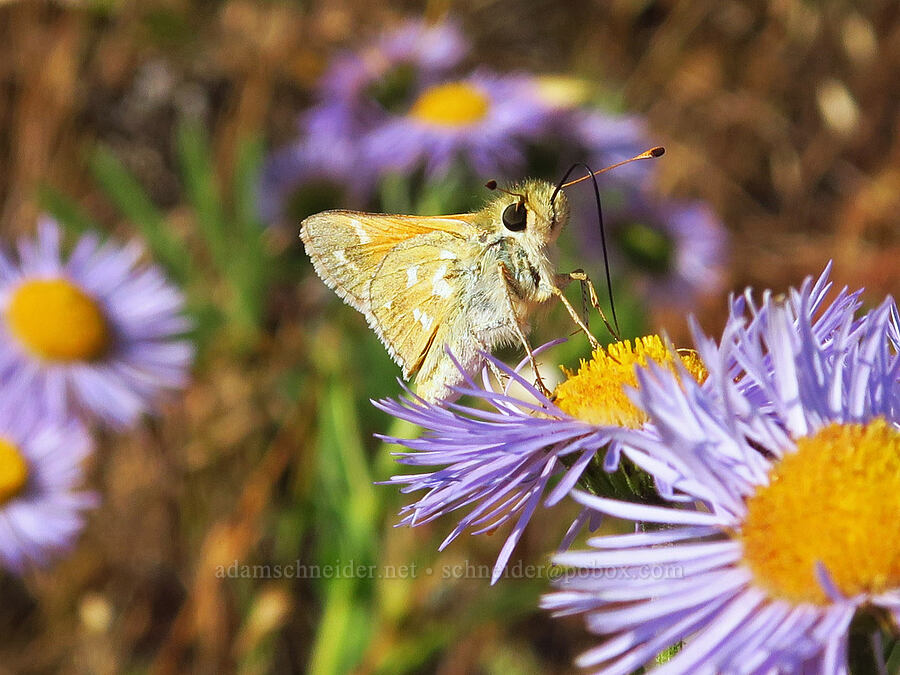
[[475, 337, 510, 390], [498, 262, 552, 398], [558, 270, 619, 341], [550, 282, 601, 352]]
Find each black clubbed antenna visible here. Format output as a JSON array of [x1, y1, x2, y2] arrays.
[[552, 161, 619, 337], [550, 147, 665, 338]]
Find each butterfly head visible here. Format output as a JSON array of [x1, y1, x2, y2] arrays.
[[484, 179, 569, 249]]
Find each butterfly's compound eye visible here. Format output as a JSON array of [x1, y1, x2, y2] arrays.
[[502, 202, 527, 231]]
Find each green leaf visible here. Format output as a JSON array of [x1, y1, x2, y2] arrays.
[[307, 334, 386, 674], [414, 167, 477, 215], [176, 119, 230, 274], [228, 135, 270, 332], [886, 637, 900, 674], [36, 184, 97, 237], [233, 134, 266, 239], [90, 145, 193, 283], [379, 173, 413, 214]]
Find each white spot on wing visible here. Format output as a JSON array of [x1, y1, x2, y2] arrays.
[[383, 299, 393, 310], [406, 265, 419, 288], [439, 250, 457, 259], [333, 249, 357, 269], [431, 264, 452, 298], [412, 307, 433, 330], [350, 218, 372, 244]]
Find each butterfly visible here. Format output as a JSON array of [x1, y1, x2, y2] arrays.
[[300, 148, 663, 402]]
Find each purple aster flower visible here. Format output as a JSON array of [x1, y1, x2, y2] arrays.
[[363, 71, 555, 178], [376, 336, 708, 585], [320, 18, 467, 106], [521, 99, 725, 313], [375, 343, 617, 585], [715, 262, 866, 414], [577, 188, 728, 310], [0, 408, 96, 572], [0, 218, 193, 428], [543, 271, 900, 674], [258, 105, 372, 223], [259, 19, 468, 221], [889, 297, 900, 352], [520, 99, 724, 314]]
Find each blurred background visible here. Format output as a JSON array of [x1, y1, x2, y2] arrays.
[[0, 0, 898, 673]]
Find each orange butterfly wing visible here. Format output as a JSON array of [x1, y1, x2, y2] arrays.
[[368, 232, 474, 377], [300, 210, 474, 313]]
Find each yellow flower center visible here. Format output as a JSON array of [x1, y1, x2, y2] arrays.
[[554, 335, 707, 427], [7, 279, 110, 361], [741, 419, 900, 605], [0, 437, 29, 505], [409, 82, 490, 127]]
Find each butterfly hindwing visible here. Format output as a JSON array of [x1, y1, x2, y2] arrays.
[[368, 232, 471, 377], [300, 211, 474, 314]]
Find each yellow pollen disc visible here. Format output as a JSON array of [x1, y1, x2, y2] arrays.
[[0, 437, 29, 504], [409, 82, 490, 127], [741, 419, 900, 605], [553, 335, 707, 428], [7, 279, 110, 362]]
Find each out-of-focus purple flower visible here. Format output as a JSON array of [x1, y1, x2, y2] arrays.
[[0, 218, 193, 428], [312, 18, 469, 177], [259, 19, 469, 221], [0, 409, 96, 572], [519, 89, 725, 316], [524, 78, 658, 184], [573, 109, 657, 184], [543, 271, 900, 674], [364, 72, 554, 177], [258, 104, 373, 223], [578, 188, 728, 310], [321, 18, 467, 106], [527, 101, 726, 313]]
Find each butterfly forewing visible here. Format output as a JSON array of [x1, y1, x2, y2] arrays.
[[368, 232, 470, 377], [301, 211, 473, 313]]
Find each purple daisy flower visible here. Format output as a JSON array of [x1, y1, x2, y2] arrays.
[[577, 189, 728, 310], [0, 408, 96, 572], [363, 71, 554, 178], [528, 102, 725, 314], [543, 273, 900, 673], [375, 343, 618, 585], [889, 297, 900, 352], [526, 76, 655, 176], [375, 333, 711, 585], [257, 104, 372, 223], [259, 19, 468, 221], [0, 218, 193, 428], [714, 262, 866, 416], [320, 18, 467, 105]]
